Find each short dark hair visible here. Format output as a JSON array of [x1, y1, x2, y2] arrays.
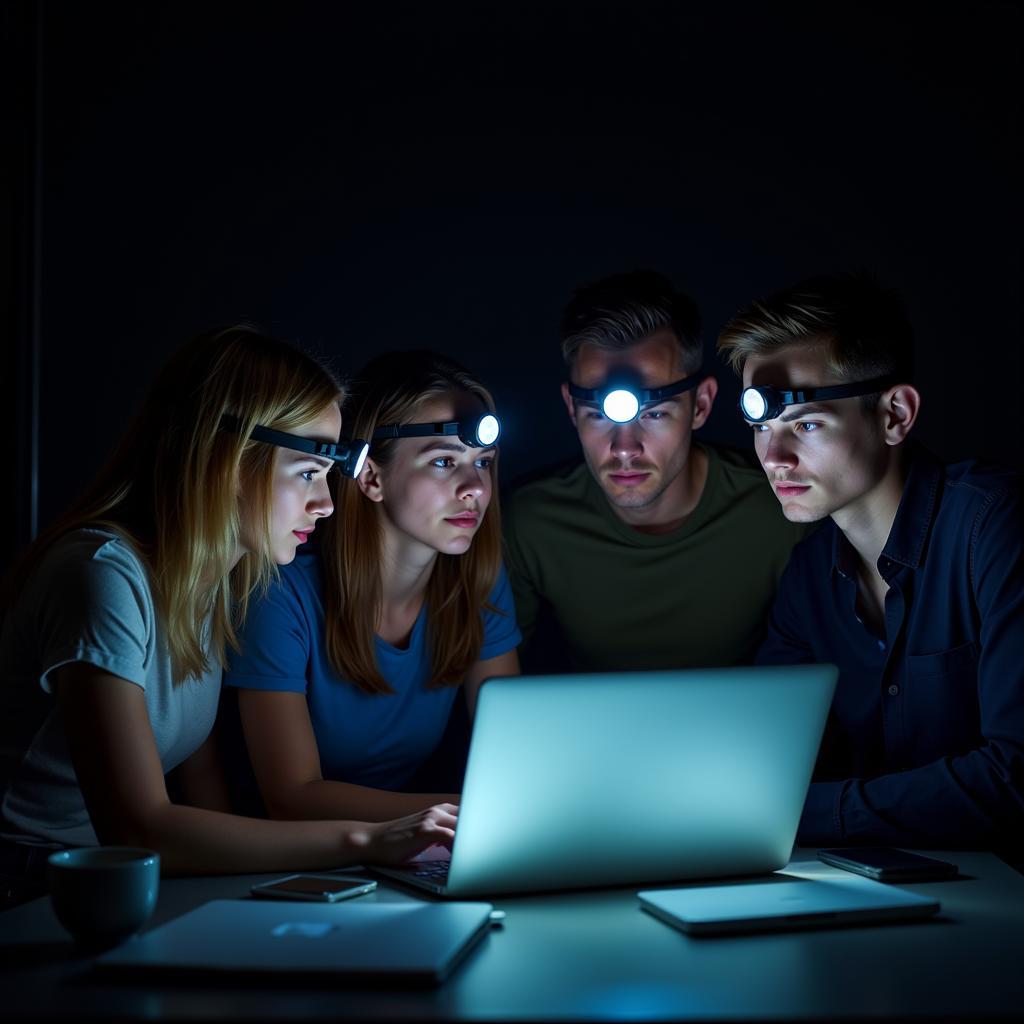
[[560, 270, 703, 374], [717, 273, 915, 389]]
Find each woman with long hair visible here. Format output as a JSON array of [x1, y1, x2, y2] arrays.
[[0, 328, 455, 903], [225, 350, 520, 822]]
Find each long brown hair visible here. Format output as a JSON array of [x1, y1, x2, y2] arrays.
[[5, 326, 344, 683], [321, 351, 503, 694]]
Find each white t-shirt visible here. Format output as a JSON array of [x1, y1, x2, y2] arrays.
[[0, 528, 221, 847]]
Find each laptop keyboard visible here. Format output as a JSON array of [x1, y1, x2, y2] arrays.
[[412, 862, 451, 883]]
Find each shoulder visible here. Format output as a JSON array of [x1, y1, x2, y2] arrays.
[[34, 527, 153, 608], [504, 459, 590, 515], [941, 458, 1022, 509]]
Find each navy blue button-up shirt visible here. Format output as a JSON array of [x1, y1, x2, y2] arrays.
[[757, 447, 1024, 848]]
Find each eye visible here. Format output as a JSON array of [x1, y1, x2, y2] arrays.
[[796, 422, 819, 432], [475, 457, 493, 470], [431, 457, 456, 469], [750, 423, 769, 433], [300, 469, 317, 482], [641, 409, 667, 421], [584, 410, 606, 422]]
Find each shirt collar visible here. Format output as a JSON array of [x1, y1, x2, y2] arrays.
[[828, 443, 942, 580]]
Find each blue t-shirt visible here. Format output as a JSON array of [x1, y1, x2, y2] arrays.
[[224, 551, 521, 790]]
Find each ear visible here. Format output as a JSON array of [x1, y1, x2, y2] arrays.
[[690, 375, 718, 430], [356, 457, 385, 503], [879, 384, 921, 446], [560, 381, 578, 428]]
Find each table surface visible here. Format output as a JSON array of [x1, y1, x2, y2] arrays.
[[2, 849, 1023, 1022]]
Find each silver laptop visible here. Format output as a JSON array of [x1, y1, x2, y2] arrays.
[[638, 875, 940, 935], [96, 899, 494, 984], [375, 665, 837, 897]]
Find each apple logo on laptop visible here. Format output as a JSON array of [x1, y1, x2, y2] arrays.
[[271, 922, 338, 938]]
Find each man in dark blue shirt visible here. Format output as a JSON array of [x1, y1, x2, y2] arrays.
[[718, 274, 1023, 852]]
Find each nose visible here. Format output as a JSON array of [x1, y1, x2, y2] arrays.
[[456, 464, 487, 502], [307, 477, 334, 518], [609, 422, 643, 462], [760, 427, 797, 474]]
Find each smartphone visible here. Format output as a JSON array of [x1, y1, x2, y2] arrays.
[[250, 874, 378, 902], [817, 848, 958, 882]]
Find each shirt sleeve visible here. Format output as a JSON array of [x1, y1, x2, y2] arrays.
[[798, 486, 1024, 848], [223, 573, 312, 694], [478, 563, 523, 661], [35, 540, 152, 693]]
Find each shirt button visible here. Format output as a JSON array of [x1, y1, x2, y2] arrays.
[[888, 684, 900, 696]]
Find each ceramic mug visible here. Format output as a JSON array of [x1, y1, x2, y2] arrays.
[[47, 846, 160, 950]]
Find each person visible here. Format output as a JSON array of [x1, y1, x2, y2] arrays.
[[0, 327, 458, 905], [223, 350, 520, 823], [717, 273, 1024, 851], [503, 270, 806, 672]]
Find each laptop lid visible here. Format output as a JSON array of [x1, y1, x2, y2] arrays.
[[638, 875, 941, 935], [96, 899, 494, 985], [430, 664, 837, 897]]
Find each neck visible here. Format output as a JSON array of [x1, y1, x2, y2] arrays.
[[613, 442, 708, 535], [831, 449, 908, 577], [377, 517, 437, 611]]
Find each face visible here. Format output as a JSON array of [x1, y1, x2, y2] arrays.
[[562, 328, 709, 518], [742, 345, 889, 523], [365, 394, 494, 557], [242, 404, 341, 564]]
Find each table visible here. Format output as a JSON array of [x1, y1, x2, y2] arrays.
[[2, 850, 1023, 1021]]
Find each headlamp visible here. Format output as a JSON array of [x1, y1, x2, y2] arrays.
[[567, 370, 704, 425], [221, 416, 370, 479], [738, 373, 900, 423], [373, 412, 501, 449]]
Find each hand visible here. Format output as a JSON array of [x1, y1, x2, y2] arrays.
[[359, 803, 459, 866]]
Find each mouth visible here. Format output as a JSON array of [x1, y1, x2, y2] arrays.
[[774, 482, 811, 498], [444, 513, 480, 529], [607, 471, 651, 488], [292, 526, 315, 543]]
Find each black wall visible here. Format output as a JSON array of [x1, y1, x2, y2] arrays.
[[7, 1, 1022, 561]]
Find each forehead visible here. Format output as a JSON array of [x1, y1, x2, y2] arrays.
[[742, 343, 844, 390], [573, 327, 684, 388], [415, 391, 485, 425], [294, 403, 343, 443]]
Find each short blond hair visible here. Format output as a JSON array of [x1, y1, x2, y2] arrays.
[[717, 273, 914, 390]]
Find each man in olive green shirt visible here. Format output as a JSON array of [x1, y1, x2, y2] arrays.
[[504, 271, 805, 672]]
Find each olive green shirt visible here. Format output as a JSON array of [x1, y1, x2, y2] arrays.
[[503, 443, 808, 672]]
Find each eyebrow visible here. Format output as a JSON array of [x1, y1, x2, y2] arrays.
[[286, 452, 333, 470], [779, 402, 836, 422]]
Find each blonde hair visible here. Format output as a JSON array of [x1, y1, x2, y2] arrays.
[[7, 326, 344, 683], [321, 351, 503, 694]]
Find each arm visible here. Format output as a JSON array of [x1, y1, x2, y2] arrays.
[[166, 730, 232, 813], [799, 488, 1024, 847], [57, 663, 457, 874], [237, 689, 458, 822]]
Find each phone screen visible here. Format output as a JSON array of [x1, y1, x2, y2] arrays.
[[267, 877, 365, 895], [253, 875, 377, 899]]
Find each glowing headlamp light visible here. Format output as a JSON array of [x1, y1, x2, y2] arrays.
[[221, 416, 370, 478], [738, 373, 900, 423], [567, 370, 704, 424], [373, 412, 502, 449]]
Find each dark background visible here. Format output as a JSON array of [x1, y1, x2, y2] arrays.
[[4, 1, 1021, 574]]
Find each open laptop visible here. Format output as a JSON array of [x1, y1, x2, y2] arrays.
[[96, 899, 494, 985], [374, 664, 837, 897]]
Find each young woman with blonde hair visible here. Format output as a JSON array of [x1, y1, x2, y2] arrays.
[[225, 350, 520, 822], [0, 328, 456, 904]]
